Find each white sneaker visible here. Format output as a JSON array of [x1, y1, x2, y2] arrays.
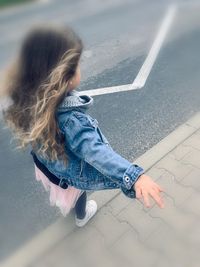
[[75, 200, 97, 227]]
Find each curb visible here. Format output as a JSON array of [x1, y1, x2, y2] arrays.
[[135, 112, 200, 170], [1, 112, 200, 267]]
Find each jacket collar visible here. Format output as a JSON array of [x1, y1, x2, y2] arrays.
[[57, 89, 93, 112]]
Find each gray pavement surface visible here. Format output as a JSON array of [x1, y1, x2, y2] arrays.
[[0, 0, 200, 262]]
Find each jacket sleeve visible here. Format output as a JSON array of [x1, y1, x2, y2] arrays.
[[61, 112, 145, 191]]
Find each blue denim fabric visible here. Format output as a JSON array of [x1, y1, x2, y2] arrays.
[[32, 92, 145, 199]]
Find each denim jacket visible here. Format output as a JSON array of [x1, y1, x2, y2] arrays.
[[32, 90, 144, 198]]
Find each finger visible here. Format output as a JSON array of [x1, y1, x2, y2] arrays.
[[136, 187, 142, 199], [149, 190, 164, 208], [153, 183, 164, 192], [157, 185, 164, 192], [142, 191, 151, 208], [153, 186, 164, 195], [152, 186, 160, 193]]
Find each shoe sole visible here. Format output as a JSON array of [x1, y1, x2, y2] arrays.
[[75, 200, 97, 227]]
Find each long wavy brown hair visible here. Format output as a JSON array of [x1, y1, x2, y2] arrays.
[[2, 24, 83, 166]]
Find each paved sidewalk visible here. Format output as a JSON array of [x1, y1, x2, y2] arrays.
[[2, 112, 200, 267]]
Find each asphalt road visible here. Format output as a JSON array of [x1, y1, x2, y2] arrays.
[[0, 0, 200, 261]]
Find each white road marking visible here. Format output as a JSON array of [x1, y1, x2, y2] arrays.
[[0, 4, 177, 111], [0, 5, 177, 110], [78, 83, 138, 97], [132, 5, 177, 89], [79, 5, 177, 97]]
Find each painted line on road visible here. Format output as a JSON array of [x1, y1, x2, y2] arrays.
[[78, 83, 138, 97], [0, 5, 177, 110], [0, 4, 177, 110], [132, 4, 177, 89], [79, 5, 177, 97]]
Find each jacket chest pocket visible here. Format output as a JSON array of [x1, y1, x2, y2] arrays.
[[97, 128, 110, 146], [88, 117, 110, 146], [88, 117, 98, 128]]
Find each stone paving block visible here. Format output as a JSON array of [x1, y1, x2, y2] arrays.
[[148, 196, 195, 237], [89, 206, 131, 246], [56, 230, 109, 267], [116, 200, 163, 242], [179, 190, 200, 217], [170, 143, 193, 161], [32, 249, 79, 267], [31, 259, 53, 267], [181, 148, 200, 169], [55, 255, 80, 267], [110, 229, 160, 267], [105, 192, 133, 216], [33, 226, 101, 267], [156, 171, 195, 206], [181, 167, 200, 191], [145, 223, 199, 267], [52, 226, 107, 267], [154, 254, 198, 267], [190, 264, 200, 267], [154, 154, 194, 181], [146, 166, 165, 181], [76, 235, 117, 267], [182, 131, 200, 150], [179, 216, 200, 247], [31, 237, 76, 267], [62, 224, 101, 252], [67, 230, 109, 267], [153, 257, 178, 267]]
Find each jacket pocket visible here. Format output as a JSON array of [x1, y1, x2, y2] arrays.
[[88, 116, 110, 146], [88, 117, 98, 128], [97, 128, 110, 146]]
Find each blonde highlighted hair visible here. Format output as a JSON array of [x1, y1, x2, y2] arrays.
[[2, 25, 83, 166]]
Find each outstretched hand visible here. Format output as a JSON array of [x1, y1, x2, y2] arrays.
[[133, 174, 165, 209]]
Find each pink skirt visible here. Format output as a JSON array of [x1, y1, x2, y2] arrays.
[[34, 163, 84, 217]]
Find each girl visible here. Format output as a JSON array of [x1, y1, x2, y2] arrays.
[[2, 25, 164, 228]]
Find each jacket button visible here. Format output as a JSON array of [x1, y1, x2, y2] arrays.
[[60, 179, 68, 189], [124, 176, 130, 183], [62, 182, 68, 189]]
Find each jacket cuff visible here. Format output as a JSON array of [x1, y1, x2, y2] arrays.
[[122, 164, 144, 190]]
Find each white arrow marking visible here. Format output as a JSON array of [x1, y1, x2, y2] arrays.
[[0, 5, 177, 111], [80, 4, 177, 97]]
